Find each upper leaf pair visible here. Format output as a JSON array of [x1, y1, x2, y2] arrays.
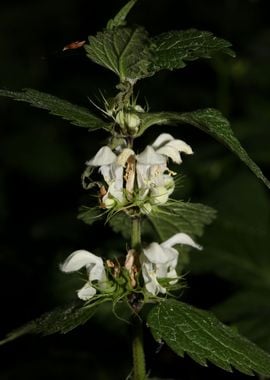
[[85, 25, 235, 84]]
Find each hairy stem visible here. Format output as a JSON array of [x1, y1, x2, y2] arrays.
[[131, 216, 141, 251], [131, 217, 147, 380], [132, 319, 147, 380]]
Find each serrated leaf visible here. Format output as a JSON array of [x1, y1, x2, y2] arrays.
[[77, 205, 104, 226], [147, 299, 270, 376], [0, 88, 109, 131], [106, 0, 139, 30], [85, 26, 153, 82], [138, 109, 270, 189], [151, 29, 235, 72], [0, 302, 102, 346], [148, 201, 216, 241]]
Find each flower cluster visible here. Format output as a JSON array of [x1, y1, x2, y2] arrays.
[[61, 233, 201, 300], [62, 127, 199, 303], [83, 133, 193, 214]]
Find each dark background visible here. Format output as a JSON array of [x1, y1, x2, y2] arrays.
[[1, 0, 270, 379]]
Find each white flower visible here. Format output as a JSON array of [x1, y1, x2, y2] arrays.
[[86, 146, 126, 207], [152, 133, 193, 164], [136, 146, 173, 205], [84, 133, 193, 210], [140, 233, 202, 295], [61, 249, 107, 300], [135, 134, 192, 205]]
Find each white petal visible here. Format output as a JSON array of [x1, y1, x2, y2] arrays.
[[156, 146, 182, 164], [152, 133, 174, 148], [106, 185, 125, 203], [150, 186, 171, 205], [88, 261, 107, 283], [156, 140, 193, 164], [166, 139, 193, 155], [143, 242, 175, 264], [141, 261, 166, 295], [99, 165, 112, 184], [60, 250, 103, 273], [113, 165, 124, 189], [137, 146, 166, 165], [86, 146, 116, 166], [136, 163, 149, 189], [161, 233, 202, 250], [77, 282, 96, 300]]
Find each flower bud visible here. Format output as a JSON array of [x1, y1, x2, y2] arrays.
[[150, 186, 171, 205], [141, 202, 152, 214], [115, 110, 140, 135], [103, 197, 116, 209]]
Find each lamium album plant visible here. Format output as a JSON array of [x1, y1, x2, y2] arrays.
[[1, 1, 270, 379]]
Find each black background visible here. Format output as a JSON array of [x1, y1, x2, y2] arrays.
[[1, 0, 270, 379]]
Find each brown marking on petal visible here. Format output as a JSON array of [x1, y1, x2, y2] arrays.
[[99, 185, 107, 197], [106, 259, 115, 268], [63, 40, 86, 51], [98, 185, 108, 208], [125, 249, 139, 288], [124, 156, 136, 195]]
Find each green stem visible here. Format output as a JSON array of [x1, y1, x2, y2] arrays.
[[131, 216, 141, 251], [131, 217, 147, 380], [132, 319, 147, 380]]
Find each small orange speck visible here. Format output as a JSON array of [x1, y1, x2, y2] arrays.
[[63, 40, 86, 51]]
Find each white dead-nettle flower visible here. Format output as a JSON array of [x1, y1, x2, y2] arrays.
[[135, 133, 192, 206], [152, 133, 193, 164], [61, 249, 107, 300], [140, 233, 201, 295], [85, 133, 193, 210], [136, 145, 174, 205], [86, 146, 126, 208]]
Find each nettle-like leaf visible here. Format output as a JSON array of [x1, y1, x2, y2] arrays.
[[0, 89, 109, 131], [151, 29, 235, 71], [0, 302, 104, 346], [148, 201, 216, 241], [106, 0, 139, 30], [85, 26, 153, 82], [147, 299, 270, 376], [138, 109, 270, 189]]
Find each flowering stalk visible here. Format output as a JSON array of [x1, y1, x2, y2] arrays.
[[130, 217, 147, 380]]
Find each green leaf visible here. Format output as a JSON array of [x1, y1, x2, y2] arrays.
[[138, 109, 270, 189], [77, 205, 104, 226], [85, 26, 153, 82], [147, 299, 270, 376], [0, 88, 109, 131], [148, 201, 216, 241], [151, 29, 235, 72], [106, 0, 139, 30], [0, 302, 103, 346]]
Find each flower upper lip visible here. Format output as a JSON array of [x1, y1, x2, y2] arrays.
[[60, 249, 107, 300], [140, 233, 202, 296]]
